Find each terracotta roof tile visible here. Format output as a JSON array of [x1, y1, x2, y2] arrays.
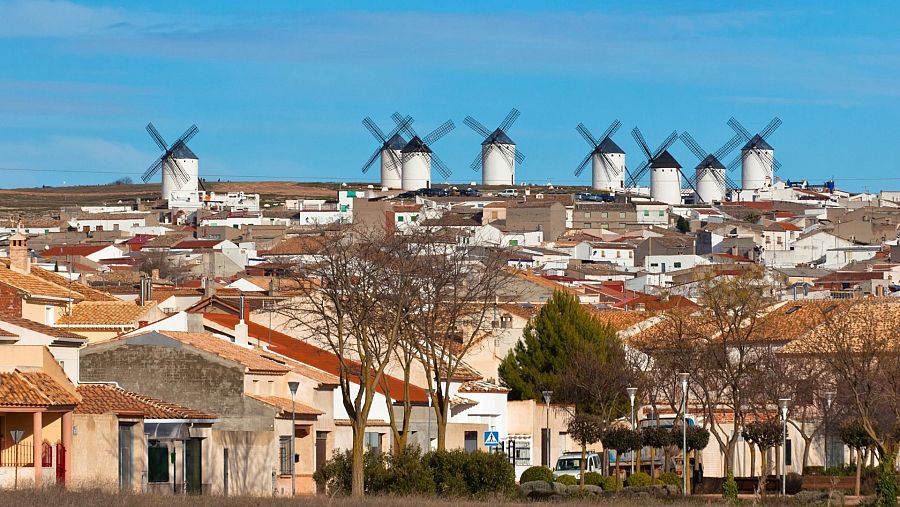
[[76, 383, 215, 419], [57, 301, 153, 327], [0, 312, 87, 340], [780, 301, 900, 354], [152, 330, 291, 374], [245, 394, 323, 416], [0, 266, 80, 300], [28, 265, 118, 301], [42, 244, 111, 258], [262, 236, 325, 256], [0, 370, 79, 407], [458, 380, 510, 394]]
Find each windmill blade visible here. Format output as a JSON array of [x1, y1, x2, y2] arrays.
[[497, 144, 516, 169], [727, 153, 742, 173], [423, 120, 455, 146], [514, 148, 525, 164], [463, 116, 492, 139], [600, 152, 619, 179], [727, 117, 752, 140], [169, 156, 192, 185], [631, 127, 653, 159], [362, 117, 388, 143], [598, 120, 622, 144], [574, 151, 592, 177], [679, 132, 708, 161], [498, 108, 520, 132], [759, 117, 782, 139], [628, 160, 651, 187], [431, 153, 452, 179], [576, 123, 599, 147], [361, 146, 381, 174], [142, 156, 164, 182], [146, 123, 168, 151], [679, 169, 699, 196], [470, 149, 485, 172], [393, 112, 418, 138], [386, 114, 413, 139], [724, 173, 739, 190], [386, 149, 403, 173], [773, 158, 782, 172], [714, 133, 744, 161], [651, 131, 679, 160], [172, 124, 199, 148]]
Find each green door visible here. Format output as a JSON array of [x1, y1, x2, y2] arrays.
[[118, 424, 133, 491], [184, 438, 203, 494]]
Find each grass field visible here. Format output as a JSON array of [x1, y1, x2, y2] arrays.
[[0, 488, 814, 506]]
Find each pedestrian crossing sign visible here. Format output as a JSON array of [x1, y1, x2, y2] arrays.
[[484, 431, 499, 447]]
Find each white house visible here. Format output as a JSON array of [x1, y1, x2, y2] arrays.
[[762, 230, 854, 268], [635, 202, 669, 226], [69, 212, 154, 234], [643, 254, 711, 274], [572, 241, 636, 268]]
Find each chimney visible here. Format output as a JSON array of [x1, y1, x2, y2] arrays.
[[234, 294, 250, 346], [151, 268, 160, 281], [203, 276, 216, 298], [9, 232, 30, 274]]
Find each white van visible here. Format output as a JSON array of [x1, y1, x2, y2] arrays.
[[497, 189, 519, 197], [553, 451, 601, 480]]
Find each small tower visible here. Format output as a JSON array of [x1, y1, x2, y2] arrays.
[[464, 109, 523, 187], [649, 151, 683, 205], [9, 231, 29, 274], [591, 137, 626, 191], [162, 142, 200, 200]]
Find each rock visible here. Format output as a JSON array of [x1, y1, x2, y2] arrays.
[[795, 490, 847, 506], [582, 485, 603, 495], [518, 480, 553, 499]]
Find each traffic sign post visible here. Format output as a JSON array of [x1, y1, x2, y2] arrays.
[[484, 431, 499, 448]]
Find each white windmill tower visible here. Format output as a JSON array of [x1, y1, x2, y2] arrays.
[[679, 131, 743, 203], [574, 120, 626, 191], [360, 114, 413, 189], [143, 123, 200, 202], [463, 108, 525, 186], [629, 127, 696, 205], [726, 117, 782, 190], [397, 116, 455, 191]]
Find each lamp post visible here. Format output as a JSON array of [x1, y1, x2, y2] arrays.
[[824, 390, 836, 469], [627, 387, 637, 474], [288, 381, 300, 497], [677, 373, 690, 496], [779, 398, 791, 496], [542, 390, 553, 468], [427, 388, 433, 451]]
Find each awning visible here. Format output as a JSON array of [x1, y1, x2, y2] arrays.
[[144, 422, 190, 440]]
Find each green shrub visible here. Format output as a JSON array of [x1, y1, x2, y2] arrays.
[[583, 471, 603, 486], [464, 450, 516, 497], [876, 453, 898, 507], [786, 472, 803, 495], [625, 471, 652, 488], [600, 475, 619, 491], [722, 469, 738, 502], [423, 450, 469, 497], [520, 465, 554, 483], [657, 471, 682, 490], [556, 474, 577, 485], [312, 449, 390, 495], [385, 446, 436, 495]]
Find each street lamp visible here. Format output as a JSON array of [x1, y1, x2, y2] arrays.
[[824, 390, 836, 469], [542, 390, 553, 468], [677, 373, 690, 496], [627, 387, 637, 474], [427, 388, 433, 452], [779, 398, 791, 496], [288, 381, 300, 497]]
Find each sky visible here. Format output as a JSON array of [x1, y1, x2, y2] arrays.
[[1, 1, 899, 191]]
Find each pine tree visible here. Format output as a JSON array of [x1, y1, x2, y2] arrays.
[[498, 290, 618, 401]]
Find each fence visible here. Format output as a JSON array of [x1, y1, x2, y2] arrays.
[[0, 439, 34, 467]]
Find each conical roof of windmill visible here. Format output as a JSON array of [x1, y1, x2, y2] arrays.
[[695, 154, 725, 170], [595, 136, 625, 154], [482, 128, 515, 146], [170, 142, 198, 160], [650, 150, 681, 169], [401, 136, 432, 154], [385, 133, 406, 150], [742, 134, 773, 151]]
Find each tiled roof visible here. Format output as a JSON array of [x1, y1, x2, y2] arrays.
[[203, 313, 427, 403], [0, 312, 87, 340], [42, 244, 113, 258], [0, 370, 79, 407], [245, 394, 323, 416], [262, 236, 325, 256], [76, 383, 216, 419], [172, 239, 223, 249], [149, 331, 291, 374], [57, 301, 152, 327], [590, 309, 654, 331], [28, 265, 118, 301], [0, 266, 80, 300], [780, 301, 900, 354], [458, 380, 510, 394]]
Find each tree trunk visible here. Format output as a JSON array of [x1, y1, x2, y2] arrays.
[[801, 436, 812, 474], [759, 447, 767, 497], [664, 447, 671, 473], [750, 445, 756, 479], [855, 447, 862, 497], [615, 451, 621, 490], [650, 447, 657, 480], [351, 424, 366, 497], [637, 443, 643, 475], [580, 443, 587, 487]]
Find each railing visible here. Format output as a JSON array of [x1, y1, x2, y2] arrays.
[[0, 439, 34, 467]]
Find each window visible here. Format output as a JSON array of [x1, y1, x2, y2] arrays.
[[512, 441, 530, 466], [659, 210, 665, 217], [619, 212, 626, 218], [364, 432, 382, 454], [601, 223, 609, 229], [785, 439, 792, 466], [674, 262, 682, 268], [397, 216, 404, 222], [509, 239, 518, 246], [601, 212, 608, 219], [616, 251, 621, 258], [644, 210, 650, 216], [411, 215, 418, 222], [44, 305, 54, 326], [464, 431, 478, 453], [148, 440, 169, 483], [279, 436, 292, 475], [584, 222, 591, 228], [584, 212, 591, 218]]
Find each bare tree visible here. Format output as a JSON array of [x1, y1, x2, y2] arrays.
[[280, 227, 422, 496]]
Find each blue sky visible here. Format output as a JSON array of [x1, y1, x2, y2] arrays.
[[1, 1, 899, 191]]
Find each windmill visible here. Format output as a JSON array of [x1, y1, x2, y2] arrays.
[[726, 116, 782, 190], [463, 108, 525, 186], [629, 127, 695, 205], [574, 120, 626, 191], [360, 114, 413, 189], [679, 131, 743, 203], [395, 114, 455, 191], [143, 123, 200, 202]]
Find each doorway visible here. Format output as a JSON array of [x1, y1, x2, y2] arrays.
[[118, 424, 133, 491], [184, 438, 203, 494], [315, 432, 328, 494]]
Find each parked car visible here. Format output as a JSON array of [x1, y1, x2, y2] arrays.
[[497, 188, 519, 197], [419, 187, 450, 197], [396, 191, 417, 199], [553, 451, 602, 480], [461, 187, 481, 197]]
